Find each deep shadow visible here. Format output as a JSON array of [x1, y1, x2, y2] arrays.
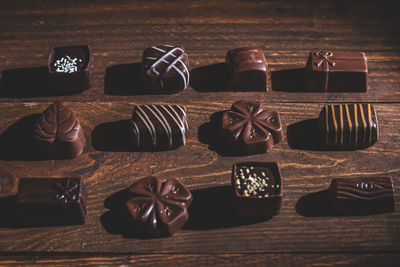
[[287, 118, 323, 150], [0, 196, 17, 228], [198, 111, 252, 156], [184, 186, 270, 230], [296, 190, 332, 217], [104, 63, 147, 95], [100, 188, 153, 239], [0, 114, 40, 161], [271, 67, 306, 92], [190, 63, 228, 92], [0, 67, 52, 97]]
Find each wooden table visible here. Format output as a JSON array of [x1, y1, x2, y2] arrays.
[[0, 0, 399, 265]]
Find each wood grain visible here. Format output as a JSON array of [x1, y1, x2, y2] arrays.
[[0, 102, 398, 253], [0, 0, 399, 264], [0, 253, 399, 267]]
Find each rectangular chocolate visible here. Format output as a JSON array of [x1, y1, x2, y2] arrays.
[[305, 51, 367, 92], [16, 178, 87, 226], [131, 104, 188, 150], [231, 162, 282, 217], [48, 45, 94, 95], [329, 177, 395, 215], [319, 103, 378, 148], [225, 47, 268, 91]]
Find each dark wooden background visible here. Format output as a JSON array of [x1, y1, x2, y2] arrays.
[[0, 0, 400, 266]]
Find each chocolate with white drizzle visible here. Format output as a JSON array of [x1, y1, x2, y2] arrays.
[[329, 177, 395, 215], [141, 45, 190, 93], [131, 104, 188, 149], [232, 162, 283, 218]]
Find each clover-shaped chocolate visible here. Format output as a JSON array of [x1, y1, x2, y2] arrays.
[[125, 176, 193, 237], [220, 100, 284, 155]]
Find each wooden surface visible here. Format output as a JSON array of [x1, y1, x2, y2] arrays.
[[0, 0, 400, 265]]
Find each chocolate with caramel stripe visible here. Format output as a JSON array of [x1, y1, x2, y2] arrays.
[[329, 177, 395, 215], [318, 103, 378, 148]]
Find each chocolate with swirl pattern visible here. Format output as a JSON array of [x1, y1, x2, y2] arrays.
[[32, 101, 86, 158], [329, 177, 395, 215]]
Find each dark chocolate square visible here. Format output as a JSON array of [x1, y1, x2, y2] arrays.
[[141, 45, 190, 93], [16, 178, 87, 226], [305, 51, 367, 92], [232, 162, 283, 217], [48, 45, 94, 94], [318, 103, 378, 148], [225, 47, 268, 91]]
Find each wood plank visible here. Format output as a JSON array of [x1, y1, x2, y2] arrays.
[[0, 253, 399, 266], [0, 1, 400, 103], [0, 101, 398, 253]]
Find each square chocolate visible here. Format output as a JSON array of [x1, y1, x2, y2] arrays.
[[232, 162, 283, 217], [319, 103, 378, 148], [141, 45, 190, 93], [305, 51, 367, 92], [131, 104, 188, 150], [48, 45, 94, 94], [225, 47, 268, 91], [329, 177, 395, 215], [16, 178, 87, 226]]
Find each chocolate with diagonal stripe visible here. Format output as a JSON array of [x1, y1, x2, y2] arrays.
[[141, 45, 190, 93]]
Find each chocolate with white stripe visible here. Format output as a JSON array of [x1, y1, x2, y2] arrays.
[[131, 104, 188, 149], [318, 103, 378, 148], [141, 45, 190, 93], [329, 177, 395, 215]]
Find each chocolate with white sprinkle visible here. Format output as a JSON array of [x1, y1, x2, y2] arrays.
[[232, 162, 283, 217]]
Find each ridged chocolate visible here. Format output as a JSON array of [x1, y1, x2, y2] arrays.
[[319, 103, 378, 148], [329, 177, 395, 215], [305, 51, 368, 92], [141, 45, 190, 93], [225, 47, 268, 91], [220, 100, 283, 155], [131, 104, 188, 150], [125, 176, 193, 237], [16, 178, 88, 226], [33, 101, 86, 158]]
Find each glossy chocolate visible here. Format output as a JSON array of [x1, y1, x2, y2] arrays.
[[305, 51, 368, 92], [232, 162, 283, 217], [16, 178, 87, 226], [131, 104, 188, 150], [0, 171, 17, 198], [225, 47, 268, 91], [125, 176, 193, 237], [48, 45, 94, 94], [141, 45, 190, 93], [319, 103, 378, 148], [33, 101, 86, 158], [220, 100, 283, 155], [329, 177, 395, 215]]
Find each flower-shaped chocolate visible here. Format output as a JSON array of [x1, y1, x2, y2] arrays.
[[125, 176, 193, 237], [220, 100, 284, 155]]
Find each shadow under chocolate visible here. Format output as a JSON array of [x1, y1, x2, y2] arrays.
[[0, 114, 40, 161], [184, 186, 270, 230], [104, 63, 153, 95], [270, 67, 306, 92], [190, 63, 228, 92], [0, 196, 17, 228]]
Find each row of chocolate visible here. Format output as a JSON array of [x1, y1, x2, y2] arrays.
[[42, 45, 368, 94], [28, 100, 379, 159], [11, 164, 395, 237]]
